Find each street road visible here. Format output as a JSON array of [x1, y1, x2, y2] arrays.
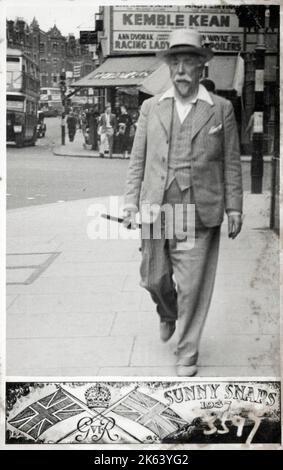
[[7, 117, 129, 209], [7, 116, 271, 209]]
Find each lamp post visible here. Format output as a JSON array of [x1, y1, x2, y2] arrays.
[[203, 36, 212, 78], [60, 70, 67, 145], [251, 25, 266, 193]]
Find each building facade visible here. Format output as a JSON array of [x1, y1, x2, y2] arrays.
[[75, 5, 279, 155], [6, 18, 95, 89]]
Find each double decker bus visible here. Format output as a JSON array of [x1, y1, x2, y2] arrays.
[[6, 48, 40, 147], [39, 87, 64, 116]]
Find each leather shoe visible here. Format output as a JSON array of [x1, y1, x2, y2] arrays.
[[160, 321, 176, 342], [176, 365, 198, 377]]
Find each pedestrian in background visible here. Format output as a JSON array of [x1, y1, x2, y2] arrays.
[[116, 105, 132, 158], [98, 103, 117, 158], [66, 109, 77, 142], [87, 106, 100, 151], [128, 107, 140, 153]]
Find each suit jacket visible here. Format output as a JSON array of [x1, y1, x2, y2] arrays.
[[100, 113, 117, 132], [124, 92, 243, 227]]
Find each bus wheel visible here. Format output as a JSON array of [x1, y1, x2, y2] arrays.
[[15, 134, 24, 148], [30, 129, 37, 146]]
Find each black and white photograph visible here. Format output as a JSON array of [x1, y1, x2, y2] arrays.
[[1, 0, 281, 449]]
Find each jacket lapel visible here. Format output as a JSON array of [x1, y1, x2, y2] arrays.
[[191, 100, 215, 140], [156, 98, 174, 137], [156, 95, 215, 139]]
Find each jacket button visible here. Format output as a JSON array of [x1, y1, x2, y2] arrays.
[[162, 157, 166, 162], [161, 175, 165, 180]]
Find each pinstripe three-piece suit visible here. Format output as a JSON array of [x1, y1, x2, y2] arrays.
[[124, 84, 243, 367]]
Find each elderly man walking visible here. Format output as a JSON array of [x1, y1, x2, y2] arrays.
[[123, 29, 243, 377]]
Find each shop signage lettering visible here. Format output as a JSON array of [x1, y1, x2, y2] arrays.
[[93, 71, 152, 80], [205, 34, 241, 52], [122, 13, 231, 28], [111, 8, 243, 54], [113, 32, 242, 53]]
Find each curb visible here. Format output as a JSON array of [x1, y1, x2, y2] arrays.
[[53, 146, 273, 162], [53, 148, 130, 160]]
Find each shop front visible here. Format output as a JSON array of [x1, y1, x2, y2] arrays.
[[73, 55, 163, 115], [73, 5, 278, 155]]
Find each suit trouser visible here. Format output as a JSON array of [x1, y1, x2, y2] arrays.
[[140, 180, 221, 366], [68, 127, 76, 142], [100, 130, 114, 157]]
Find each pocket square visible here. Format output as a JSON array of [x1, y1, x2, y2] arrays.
[[208, 124, 223, 134]]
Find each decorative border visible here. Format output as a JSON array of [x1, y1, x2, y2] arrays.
[[6, 380, 281, 445]]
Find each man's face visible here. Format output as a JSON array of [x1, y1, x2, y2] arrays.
[[168, 53, 203, 99]]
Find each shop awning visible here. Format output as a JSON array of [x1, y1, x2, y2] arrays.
[[139, 63, 172, 96], [73, 56, 163, 88]]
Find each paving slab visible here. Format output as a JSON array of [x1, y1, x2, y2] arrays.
[[7, 336, 134, 375], [7, 311, 115, 339], [6, 191, 280, 377]]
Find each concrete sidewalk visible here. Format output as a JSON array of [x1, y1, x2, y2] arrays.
[[53, 129, 273, 162], [53, 129, 130, 160], [6, 192, 280, 377]]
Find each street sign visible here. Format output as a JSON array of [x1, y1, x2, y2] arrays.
[[80, 30, 97, 44]]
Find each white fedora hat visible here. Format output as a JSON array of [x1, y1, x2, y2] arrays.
[[157, 28, 213, 62]]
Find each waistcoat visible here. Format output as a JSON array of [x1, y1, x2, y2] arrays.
[[165, 101, 196, 191]]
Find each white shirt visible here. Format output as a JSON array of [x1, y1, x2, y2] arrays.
[[158, 84, 241, 217], [105, 113, 111, 127], [159, 84, 214, 124]]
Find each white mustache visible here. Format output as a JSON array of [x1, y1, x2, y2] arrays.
[[174, 77, 192, 83]]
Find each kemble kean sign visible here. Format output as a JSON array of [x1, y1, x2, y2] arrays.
[[109, 6, 244, 55]]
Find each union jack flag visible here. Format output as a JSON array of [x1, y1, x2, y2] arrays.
[[8, 387, 85, 440], [112, 389, 187, 439]]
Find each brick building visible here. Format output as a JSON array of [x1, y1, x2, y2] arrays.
[[6, 17, 95, 88]]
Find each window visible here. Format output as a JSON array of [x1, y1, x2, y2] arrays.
[[40, 58, 46, 71], [40, 74, 48, 87], [52, 42, 58, 52], [52, 58, 57, 65], [39, 42, 45, 53], [7, 99, 24, 111], [7, 57, 20, 72], [52, 74, 57, 83]]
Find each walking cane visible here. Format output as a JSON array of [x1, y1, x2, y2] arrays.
[[100, 213, 142, 251], [100, 213, 142, 229]]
